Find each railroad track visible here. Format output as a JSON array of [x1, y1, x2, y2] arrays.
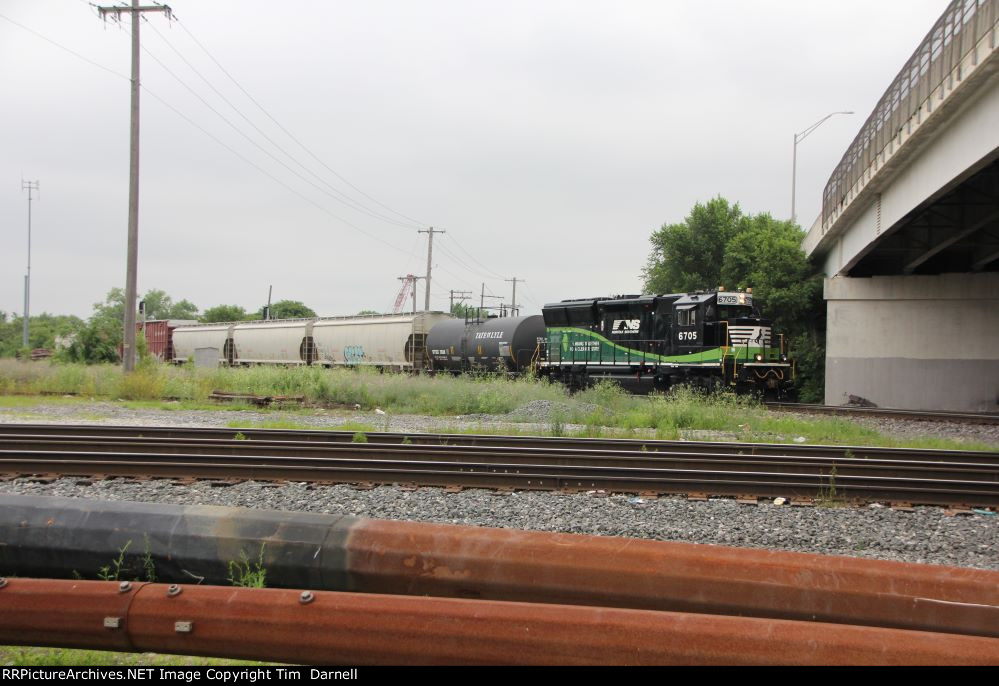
[[1, 424, 996, 507], [764, 403, 999, 425]]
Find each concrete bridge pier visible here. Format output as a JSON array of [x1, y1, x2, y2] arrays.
[[824, 273, 999, 412]]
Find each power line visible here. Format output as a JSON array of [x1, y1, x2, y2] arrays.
[[0, 12, 129, 81], [2, 10, 420, 264], [134, 36, 418, 231], [443, 231, 509, 280], [144, 20, 420, 230], [140, 87, 412, 258], [173, 16, 429, 229]]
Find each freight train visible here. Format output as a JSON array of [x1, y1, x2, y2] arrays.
[[156, 289, 794, 397]]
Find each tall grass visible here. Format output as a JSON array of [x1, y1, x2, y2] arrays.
[[0, 359, 570, 415], [1, 359, 994, 450]]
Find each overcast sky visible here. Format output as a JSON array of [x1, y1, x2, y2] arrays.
[[1, 0, 949, 320]]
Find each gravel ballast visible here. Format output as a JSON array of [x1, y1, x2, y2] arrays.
[[1, 400, 996, 571]]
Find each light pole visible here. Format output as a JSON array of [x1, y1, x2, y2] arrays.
[[791, 111, 853, 224], [21, 180, 39, 350]]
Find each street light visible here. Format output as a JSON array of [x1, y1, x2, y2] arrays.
[[21, 180, 39, 350], [791, 111, 853, 224]]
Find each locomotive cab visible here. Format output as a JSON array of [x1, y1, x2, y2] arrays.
[[671, 294, 704, 355]]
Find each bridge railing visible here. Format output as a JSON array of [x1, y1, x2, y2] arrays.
[[821, 0, 998, 227]]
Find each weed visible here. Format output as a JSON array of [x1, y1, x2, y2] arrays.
[[549, 412, 565, 437], [351, 431, 368, 444], [817, 464, 845, 507], [141, 535, 156, 583], [401, 436, 413, 445], [227, 545, 267, 588], [97, 541, 131, 581]]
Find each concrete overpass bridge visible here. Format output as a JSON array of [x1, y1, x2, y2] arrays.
[[803, 0, 999, 412]]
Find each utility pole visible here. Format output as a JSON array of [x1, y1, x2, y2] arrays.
[[21, 180, 39, 349], [504, 277, 523, 317], [478, 283, 503, 321], [449, 289, 472, 316], [398, 275, 425, 314], [418, 227, 444, 311], [97, 1, 173, 372], [266, 285, 273, 320]]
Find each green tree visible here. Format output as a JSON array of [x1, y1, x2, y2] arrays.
[[202, 304, 249, 323], [720, 213, 823, 335], [58, 287, 195, 363], [256, 300, 316, 319], [642, 198, 827, 401], [450, 302, 477, 319], [643, 197, 743, 294], [61, 315, 121, 363], [356, 309, 380, 315], [139, 289, 198, 320], [0, 312, 84, 357]]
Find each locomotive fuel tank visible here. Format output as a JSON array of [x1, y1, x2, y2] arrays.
[[428, 315, 545, 373]]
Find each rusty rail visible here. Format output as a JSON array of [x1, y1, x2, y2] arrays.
[[1, 578, 997, 665], [2, 495, 997, 638]]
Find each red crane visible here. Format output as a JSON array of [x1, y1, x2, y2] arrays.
[[393, 274, 417, 314]]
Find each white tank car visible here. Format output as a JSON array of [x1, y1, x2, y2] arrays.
[[170, 312, 454, 368], [312, 312, 452, 369]]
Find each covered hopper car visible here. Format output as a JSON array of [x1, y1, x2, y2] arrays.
[[171, 312, 452, 369]]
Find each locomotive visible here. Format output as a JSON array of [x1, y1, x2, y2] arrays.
[[537, 290, 794, 397]]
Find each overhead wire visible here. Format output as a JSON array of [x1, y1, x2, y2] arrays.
[[4, 9, 519, 307], [440, 231, 509, 281], [0, 12, 129, 81], [173, 15, 429, 229], [62, 16, 418, 258], [139, 87, 412, 258], [144, 20, 420, 230], [134, 34, 417, 235]]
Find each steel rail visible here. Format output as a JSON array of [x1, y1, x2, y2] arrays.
[[4, 435, 999, 470], [765, 402, 999, 425], [4, 495, 998, 638], [0, 445, 997, 506], [1, 579, 997, 664], [2, 423, 996, 463]]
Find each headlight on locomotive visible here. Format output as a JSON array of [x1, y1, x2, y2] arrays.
[[754, 353, 763, 362]]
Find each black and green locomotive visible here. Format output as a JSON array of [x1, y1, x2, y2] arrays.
[[538, 290, 794, 397]]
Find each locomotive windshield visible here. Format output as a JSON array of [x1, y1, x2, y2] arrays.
[[716, 305, 754, 321]]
